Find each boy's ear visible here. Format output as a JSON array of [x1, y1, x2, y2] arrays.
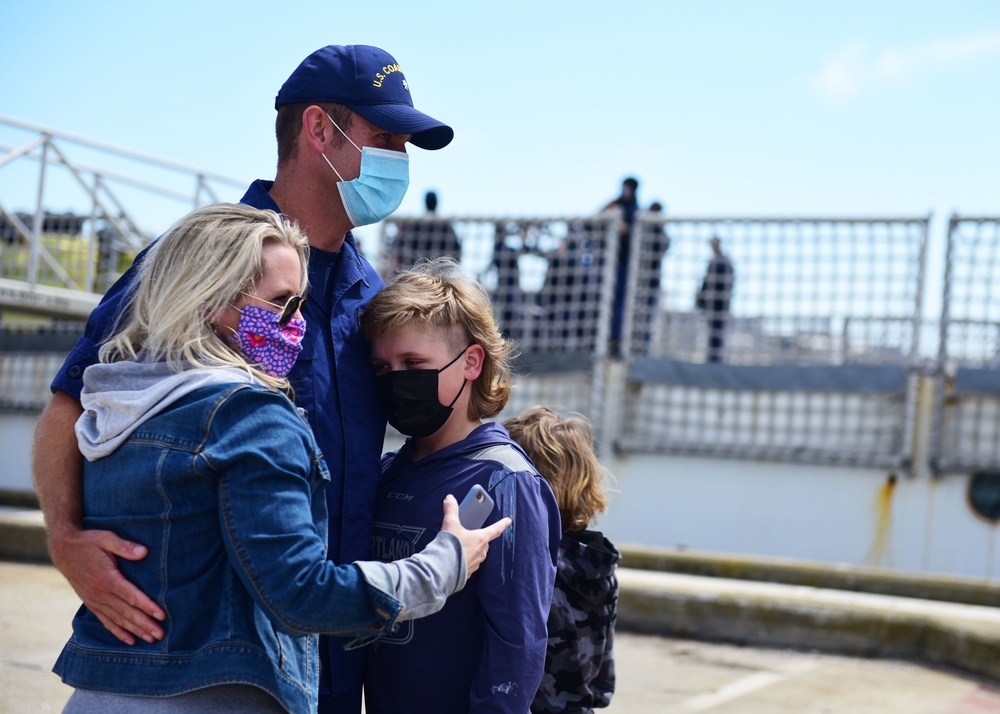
[[464, 344, 485, 381]]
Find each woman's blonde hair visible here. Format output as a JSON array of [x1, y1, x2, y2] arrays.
[[100, 203, 309, 391], [504, 405, 607, 532], [360, 257, 514, 420]]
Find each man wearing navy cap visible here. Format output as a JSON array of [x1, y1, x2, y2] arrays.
[[32, 44, 452, 714]]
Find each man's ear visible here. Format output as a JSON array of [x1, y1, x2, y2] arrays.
[[301, 105, 332, 154], [464, 344, 485, 381]]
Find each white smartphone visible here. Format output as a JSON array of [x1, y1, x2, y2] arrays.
[[458, 484, 495, 529]]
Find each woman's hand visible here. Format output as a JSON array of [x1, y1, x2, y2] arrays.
[[439, 495, 511, 578]]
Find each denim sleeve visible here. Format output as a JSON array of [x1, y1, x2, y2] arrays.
[[50, 247, 150, 400], [203, 387, 403, 637], [469, 470, 560, 713]]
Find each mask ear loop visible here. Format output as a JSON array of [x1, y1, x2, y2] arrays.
[[322, 112, 363, 181], [208, 300, 243, 342], [445, 377, 467, 409], [326, 112, 363, 152], [437, 346, 471, 374], [321, 152, 345, 181], [440, 344, 475, 408], [214, 317, 240, 345]]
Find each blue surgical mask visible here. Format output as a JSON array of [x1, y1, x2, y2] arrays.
[[322, 113, 410, 227]]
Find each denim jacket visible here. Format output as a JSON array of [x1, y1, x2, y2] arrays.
[[54, 364, 404, 714]]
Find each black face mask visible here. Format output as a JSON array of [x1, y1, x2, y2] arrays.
[[375, 348, 469, 438]]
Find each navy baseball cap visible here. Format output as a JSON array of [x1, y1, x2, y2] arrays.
[[275, 45, 454, 151]]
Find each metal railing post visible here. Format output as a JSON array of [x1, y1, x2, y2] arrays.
[[27, 137, 50, 288], [928, 215, 958, 476], [85, 174, 100, 292]]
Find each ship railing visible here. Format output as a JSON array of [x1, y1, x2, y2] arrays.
[[0, 114, 244, 306], [929, 215, 1000, 474], [3, 205, 1000, 477]]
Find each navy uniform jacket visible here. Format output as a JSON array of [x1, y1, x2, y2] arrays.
[[50, 179, 388, 699]]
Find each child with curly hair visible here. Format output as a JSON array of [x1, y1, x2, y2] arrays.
[[505, 405, 620, 714]]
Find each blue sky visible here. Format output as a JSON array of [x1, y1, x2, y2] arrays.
[[1, 1, 998, 230]]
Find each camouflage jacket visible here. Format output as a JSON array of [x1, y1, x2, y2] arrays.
[[531, 529, 620, 713]]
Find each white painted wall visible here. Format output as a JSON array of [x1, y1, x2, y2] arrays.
[[598, 452, 1000, 581], [0, 413, 40, 492]]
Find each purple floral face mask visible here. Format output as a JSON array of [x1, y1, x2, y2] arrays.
[[231, 304, 306, 377]]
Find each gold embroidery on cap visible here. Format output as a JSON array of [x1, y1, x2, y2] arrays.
[[372, 63, 404, 88]]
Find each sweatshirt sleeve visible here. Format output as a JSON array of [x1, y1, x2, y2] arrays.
[[354, 528, 467, 621], [469, 468, 560, 713]]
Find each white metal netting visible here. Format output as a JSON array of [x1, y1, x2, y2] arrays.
[[933, 216, 1000, 473], [937, 395, 1000, 473], [626, 217, 927, 364], [453, 217, 616, 356], [621, 384, 907, 466], [0, 353, 65, 409], [0, 319, 84, 410], [939, 217, 1000, 366], [617, 217, 927, 467]]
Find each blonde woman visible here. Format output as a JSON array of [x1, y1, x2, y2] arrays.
[[53, 205, 508, 714]]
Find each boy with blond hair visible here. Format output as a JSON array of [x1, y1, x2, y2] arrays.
[[505, 406, 620, 714], [360, 258, 561, 714]]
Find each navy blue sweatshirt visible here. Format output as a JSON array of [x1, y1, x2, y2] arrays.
[[365, 422, 561, 713]]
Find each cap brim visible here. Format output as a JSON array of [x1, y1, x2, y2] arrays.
[[345, 102, 454, 151]]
